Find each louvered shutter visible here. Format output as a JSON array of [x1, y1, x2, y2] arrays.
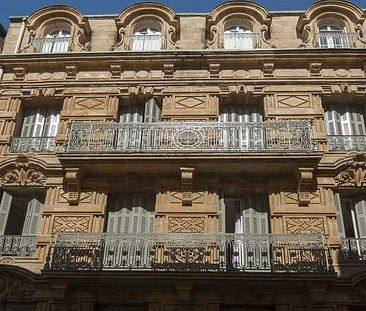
[[144, 98, 161, 123], [22, 198, 43, 236], [241, 194, 269, 235], [355, 199, 366, 238], [32, 109, 46, 137], [118, 105, 144, 150], [218, 190, 226, 233], [334, 192, 345, 238], [107, 194, 155, 234], [0, 192, 12, 235], [20, 111, 36, 137], [43, 108, 60, 137]]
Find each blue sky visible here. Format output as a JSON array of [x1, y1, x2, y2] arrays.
[[1, 0, 365, 27]]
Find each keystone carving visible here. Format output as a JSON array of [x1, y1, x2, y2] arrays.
[[297, 167, 314, 205], [263, 63, 275, 77], [13, 67, 26, 81], [65, 65, 78, 80], [309, 63, 322, 77], [163, 63, 174, 78], [110, 64, 122, 79], [0, 154, 46, 187], [334, 153, 366, 188], [64, 168, 81, 204]]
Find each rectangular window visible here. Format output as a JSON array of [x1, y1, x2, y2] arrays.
[[325, 104, 366, 151], [106, 193, 155, 234], [11, 106, 60, 153], [0, 191, 44, 257]]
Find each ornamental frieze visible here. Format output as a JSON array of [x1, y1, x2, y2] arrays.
[[334, 153, 366, 188], [0, 154, 47, 187]]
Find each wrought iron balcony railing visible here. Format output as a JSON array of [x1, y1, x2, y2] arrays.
[[65, 121, 314, 154], [45, 233, 329, 273], [0, 235, 37, 257], [315, 32, 359, 48], [328, 135, 366, 151], [220, 32, 262, 49], [30, 37, 71, 53], [11, 137, 56, 153], [124, 34, 165, 51], [340, 237, 366, 262]]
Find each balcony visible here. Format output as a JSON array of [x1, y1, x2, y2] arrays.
[[29, 37, 70, 53], [124, 34, 165, 51], [340, 237, 366, 262], [315, 32, 359, 48], [10, 137, 56, 153], [220, 32, 261, 49], [0, 235, 37, 257], [65, 121, 314, 154], [44, 233, 329, 273], [328, 135, 366, 151]]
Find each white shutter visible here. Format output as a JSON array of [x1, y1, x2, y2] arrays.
[[144, 98, 161, 123], [20, 111, 36, 137], [107, 194, 155, 233], [241, 194, 269, 235], [334, 192, 345, 238], [22, 197, 43, 236], [218, 190, 225, 233], [119, 105, 144, 123], [32, 109, 46, 137], [0, 192, 12, 235], [355, 199, 366, 238], [43, 108, 60, 137]]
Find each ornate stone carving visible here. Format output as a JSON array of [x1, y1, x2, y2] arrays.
[[13, 67, 26, 81], [181, 167, 195, 207], [297, 168, 314, 206], [64, 168, 81, 204], [65, 65, 78, 80], [209, 63, 220, 78], [53, 216, 89, 233], [168, 217, 205, 233], [0, 273, 35, 299], [0, 154, 46, 187], [110, 65, 122, 79], [263, 63, 275, 78], [128, 86, 154, 97], [163, 63, 175, 78], [335, 153, 366, 188], [286, 217, 325, 234], [309, 63, 322, 77]]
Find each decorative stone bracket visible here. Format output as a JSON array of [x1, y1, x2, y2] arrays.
[[181, 167, 195, 207], [64, 168, 82, 204], [297, 167, 314, 206]]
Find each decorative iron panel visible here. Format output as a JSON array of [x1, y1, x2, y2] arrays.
[[0, 235, 37, 257], [340, 237, 366, 262], [11, 137, 56, 153], [46, 233, 329, 273], [328, 135, 366, 151], [65, 121, 315, 153]]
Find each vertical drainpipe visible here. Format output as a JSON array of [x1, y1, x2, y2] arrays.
[[14, 17, 27, 54]]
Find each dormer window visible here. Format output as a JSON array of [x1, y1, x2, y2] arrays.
[[222, 26, 255, 50], [41, 29, 71, 53], [317, 24, 349, 48], [131, 27, 163, 51]]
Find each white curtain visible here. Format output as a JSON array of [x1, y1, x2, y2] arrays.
[[318, 25, 348, 48], [223, 26, 254, 50], [42, 30, 70, 53], [132, 28, 162, 51]]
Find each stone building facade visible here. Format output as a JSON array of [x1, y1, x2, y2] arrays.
[[0, 0, 366, 310]]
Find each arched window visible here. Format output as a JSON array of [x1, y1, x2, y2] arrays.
[[223, 25, 254, 50], [41, 29, 71, 53], [318, 24, 349, 48], [131, 27, 163, 51]]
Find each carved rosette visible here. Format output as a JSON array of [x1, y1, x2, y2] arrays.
[[334, 153, 366, 188], [0, 154, 47, 187]]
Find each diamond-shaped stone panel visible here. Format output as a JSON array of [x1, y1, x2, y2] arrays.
[[278, 96, 310, 108], [175, 97, 206, 109]]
